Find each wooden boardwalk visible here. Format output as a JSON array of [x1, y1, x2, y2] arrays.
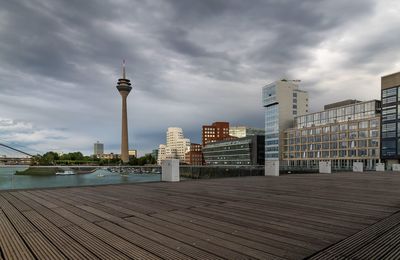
[[1, 172, 400, 259]]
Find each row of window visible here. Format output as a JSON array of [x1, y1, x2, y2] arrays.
[[382, 87, 398, 98], [285, 140, 379, 150], [284, 149, 379, 159], [295, 101, 378, 127], [286, 130, 379, 142], [287, 119, 379, 137]]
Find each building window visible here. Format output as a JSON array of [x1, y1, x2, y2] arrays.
[[382, 108, 396, 115], [383, 88, 397, 98], [370, 119, 379, 128], [382, 123, 396, 132], [382, 140, 396, 157], [383, 114, 397, 121], [383, 96, 397, 104], [359, 121, 369, 129]]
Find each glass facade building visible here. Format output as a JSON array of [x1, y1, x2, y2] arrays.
[[381, 72, 400, 162], [284, 100, 381, 170], [262, 81, 308, 159], [203, 136, 264, 165]]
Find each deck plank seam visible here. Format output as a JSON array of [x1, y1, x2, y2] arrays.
[[304, 209, 400, 259]]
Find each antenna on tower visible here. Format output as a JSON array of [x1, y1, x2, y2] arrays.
[[122, 59, 126, 79]]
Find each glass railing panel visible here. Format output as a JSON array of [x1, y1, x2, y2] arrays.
[[0, 165, 161, 190]]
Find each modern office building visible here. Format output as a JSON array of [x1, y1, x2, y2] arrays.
[[262, 80, 309, 175], [93, 141, 104, 156], [203, 135, 265, 165], [202, 122, 232, 146], [157, 127, 190, 164], [229, 126, 265, 138], [381, 71, 400, 166], [116, 60, 132, 163], [283, 99, 381, 170], [184, 143, 203, 165]]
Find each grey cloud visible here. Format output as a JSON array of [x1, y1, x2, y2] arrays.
[[0, 0, 394, 155]]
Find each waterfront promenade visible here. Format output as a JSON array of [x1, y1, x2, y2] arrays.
[[1, 173, 400, 259]]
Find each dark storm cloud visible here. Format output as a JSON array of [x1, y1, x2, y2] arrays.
[[0, 0, 395, 155]]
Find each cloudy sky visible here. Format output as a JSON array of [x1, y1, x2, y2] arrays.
[[1, 0, 399, 156]]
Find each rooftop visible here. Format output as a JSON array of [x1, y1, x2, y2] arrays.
[[1, 173, 400, 259], [323, 99, 362, 110]]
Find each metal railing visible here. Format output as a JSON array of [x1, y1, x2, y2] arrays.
[[180, 165, 265, 179]]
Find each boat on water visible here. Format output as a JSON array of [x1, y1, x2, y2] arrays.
[[56, 170, 75, 176]]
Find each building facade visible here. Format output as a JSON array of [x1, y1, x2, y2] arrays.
[[381, 72, 400, 166], [93, 141, 104, 156], [203, 135, 265, 165], [99, 153, 120, 160], [184, 143, 203, 165], [202, 122, 231, 146], [157, 127, 190, 164], [284, 100, 381, 170], [151, 149, 158, 162], [229, 126, 265, 138], [262, 80, 308, 175], [128, 150, 137, 159]]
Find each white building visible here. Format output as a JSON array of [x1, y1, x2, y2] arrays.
[[262, 79, 308, 175], [157, 127, 190, 164]]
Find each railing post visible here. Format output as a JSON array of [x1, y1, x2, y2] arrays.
[[161, 159, 180, 182]]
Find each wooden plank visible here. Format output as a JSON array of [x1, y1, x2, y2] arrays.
[[156, 209, 314, 256], [12, 192, 130, 259], [21, 210, 98, 259], [0, 209, 35, 260], [52, 207, 162, 260], [20, 232, 66, 260], [97, 220, 193, 260], [2, 173, 400, 259], [152, 211, 302, 259], [0, 195, 67, 259], [309, 212, 400, 259], [87, 204, 223, 260], [61, 225, 131, 260]]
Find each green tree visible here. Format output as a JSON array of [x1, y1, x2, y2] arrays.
[[38, 151, 59, 165]]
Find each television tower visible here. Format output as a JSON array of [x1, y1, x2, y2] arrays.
[[116, 60, 132, 163]]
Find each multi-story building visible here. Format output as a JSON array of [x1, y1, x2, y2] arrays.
[[202, 122, 231, 146], [128, 150, 137, 159], [381, 71, 400, 167], [157, 127, 190, 164], [283, 99, 381, 170], [99, 153, 120, 160], [203, 135, 265, 165], [262, 80, 309, 175], [93, 141, 104, 156], [151, 149, 158, 162], [184, 143, 203, 165], [229, 126, 265, 138]]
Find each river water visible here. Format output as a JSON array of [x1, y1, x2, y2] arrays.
[[0, 166, 161, 190]]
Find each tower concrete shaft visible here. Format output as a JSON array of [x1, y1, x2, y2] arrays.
[[116, 61, 132, 163]]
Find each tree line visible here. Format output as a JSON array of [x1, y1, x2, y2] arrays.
[[32, 151, 156, 166]]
